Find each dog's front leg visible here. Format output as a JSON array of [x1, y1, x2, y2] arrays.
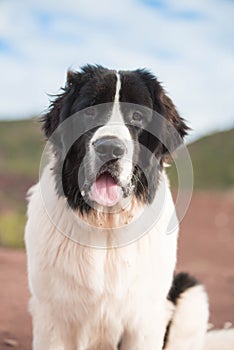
[[119, 328, 165, 350], [120, 307, 167, 350], [33, 328, 52, 350], [30, 298, 55, 350], [30, 298, 78, 350]]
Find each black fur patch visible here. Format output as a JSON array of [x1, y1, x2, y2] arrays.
[[168, 272, 200, 305]]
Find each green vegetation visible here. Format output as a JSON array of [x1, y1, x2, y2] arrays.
[[0, 119, 233, 248], [0, 119, 44, 248], [187, 129, 234, 189], [0, 212, 25, 248], [167, 129, 234, 190], [0, 119, 43, 178]]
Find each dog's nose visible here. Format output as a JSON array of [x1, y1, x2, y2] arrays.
[[92, 136, 126, 161]]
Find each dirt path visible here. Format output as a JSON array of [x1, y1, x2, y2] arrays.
[[0, 192, 233, 350], [0, 249, 31, 350]]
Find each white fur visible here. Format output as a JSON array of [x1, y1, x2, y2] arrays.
[[114, 72, 121, 103], [164, 285, 209, 350], [204, 329, 234, 350], [26, 163, 231, 350], [164, 284, 234, 350], [25, 163, 178, 350]]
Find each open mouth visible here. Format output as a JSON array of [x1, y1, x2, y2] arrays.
[[90, 172, 122, 207]]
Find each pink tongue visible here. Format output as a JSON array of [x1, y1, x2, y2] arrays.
[[90, 173, 121, 207]]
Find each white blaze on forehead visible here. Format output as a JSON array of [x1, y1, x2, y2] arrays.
[[91, 72, 131, 141], [114, 72, 121, 102], [109, 72, 127, 129], [107, 72, 127, 128]]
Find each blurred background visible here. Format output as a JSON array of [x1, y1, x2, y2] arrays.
[[0, 0, 233, 349]]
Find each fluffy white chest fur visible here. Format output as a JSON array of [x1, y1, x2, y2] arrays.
[[25, 165, 178, 350]]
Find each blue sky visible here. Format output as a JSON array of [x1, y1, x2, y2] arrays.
[[0, 0, 234, 138]]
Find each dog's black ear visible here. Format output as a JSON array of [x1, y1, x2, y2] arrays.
[[158, 90, 189, 154], [66, 69, 77, 87], [41, 70, 79, 139], [41, 93, 66, 138], [136, 69, 189, 156]]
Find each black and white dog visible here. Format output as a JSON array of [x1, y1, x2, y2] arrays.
[[25, 65, 221, 350]]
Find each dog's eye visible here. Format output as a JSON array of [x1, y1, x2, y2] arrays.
[[132, 111, 143, 122]]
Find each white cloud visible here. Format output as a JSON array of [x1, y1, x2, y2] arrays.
[[0, 0, 233, 138]]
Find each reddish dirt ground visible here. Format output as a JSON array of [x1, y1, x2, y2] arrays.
[[0, 192, 234, 350]]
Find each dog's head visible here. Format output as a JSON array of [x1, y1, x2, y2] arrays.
[[42, 65, 188, 214]]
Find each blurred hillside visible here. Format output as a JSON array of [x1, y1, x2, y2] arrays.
[[0, 119, 234, 248], [0, 120, 43, 247], [185, 129, 234, 189], [167, 128, 234, 190]]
